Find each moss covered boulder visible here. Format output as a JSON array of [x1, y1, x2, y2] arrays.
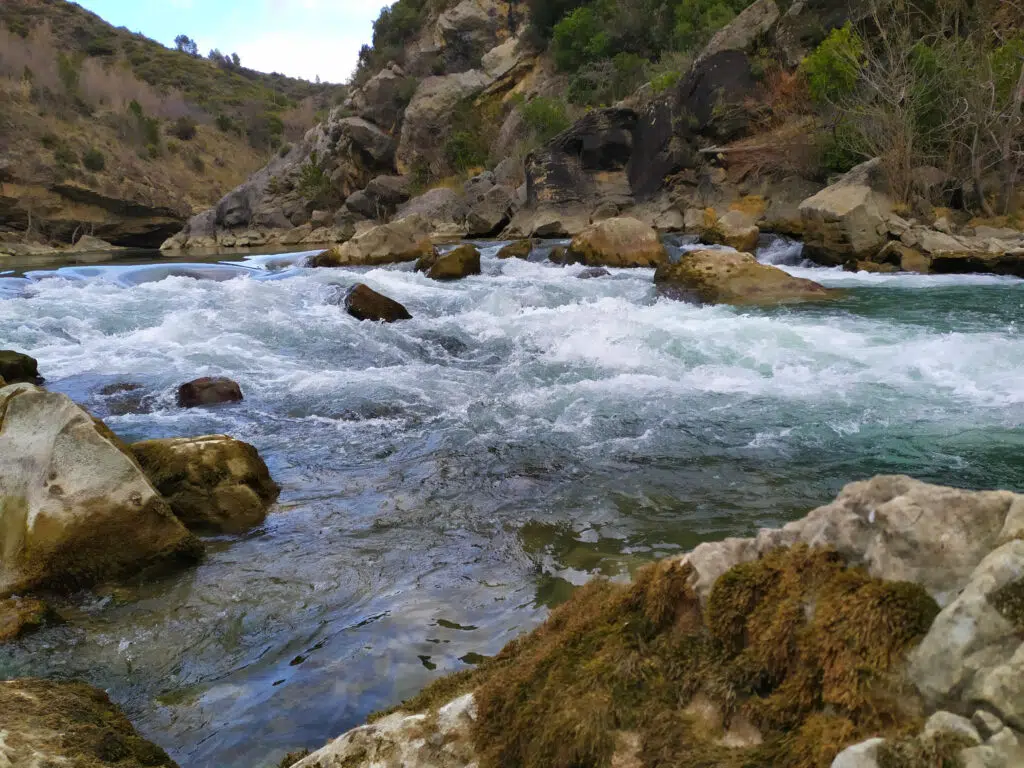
[[566, 217, 669, 268], [131, 435, 280, 534], [428, 245, 481, 281], [496, 239, 533, 260], [0, 384, 203, 596], [310, 215, 437, 268], [0, 678, 179, 767], [0, 350, 43, 385], [655, 249, 835, 306]]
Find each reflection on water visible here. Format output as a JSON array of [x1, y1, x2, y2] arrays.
[[0, 238, 1022, 767]]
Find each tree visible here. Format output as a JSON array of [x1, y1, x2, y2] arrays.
[[231, 52, 241, 68], [174, 34, 198, 56]]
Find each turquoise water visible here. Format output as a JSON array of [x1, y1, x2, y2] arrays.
[[0, 239, 1021, 766]]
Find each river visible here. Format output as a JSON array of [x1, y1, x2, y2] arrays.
[[1, 237, 1022, 767]]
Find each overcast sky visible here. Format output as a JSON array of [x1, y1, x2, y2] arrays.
[[76, 0, 390, 83]]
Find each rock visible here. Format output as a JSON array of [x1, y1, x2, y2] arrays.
[[466, 184, 515, 237], [566, 217, 669, 268], [366, 175, 411, 209], [875, 241, 931, 273], [130, 435, 279, 534], [292, 693, 477, 768], [697, 0, 781, 63], [310, 215, 436, 267], [0, 678, 179, 767], [0, 384, 202, 595], [577, 267, 611, 279], [684, 208, 706, 233], [548, 246, 573, 265], [800, 159, 893, 265], [493, 157, 524, 189], [830, 738, 885, 768], [0, 350, 43, 385], [675, 50, 758, 140], [343, 283, 412, 323], [974, 711, 1006, 740], [591, 200, 621, 221], [924, 711, 982, 745], [844, 260, 898, 274], [396, 188, 468, 234], [176, 377, 243, 408], [345, 189, 377, 219], [344, 64, 413, 131], [0, 597, 54, 642], [428, 244, 481, 280], [310, 210, 333, 228], [702, 209, 760, 252], [497, 239, 532, 260], [68, 234, 123, 253], [504, 208, 591, 239], [934, 215, 954, 234], [655, 249, 833, 305]]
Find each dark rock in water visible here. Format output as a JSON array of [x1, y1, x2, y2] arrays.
[[428, 245, 481, 281], [344, 283, 412, 323], [497, 239, 533, 260], [548, 246, 581, 266], [0, 597, 56, 642], [97, 382, 153, 416], [177, 377, 243, 408], [131, 435, 281, 534], [0, 678, 180, 767], [0, 350, 43, 385], [578, 267, 611, 279], [98, 382, 143, 396]]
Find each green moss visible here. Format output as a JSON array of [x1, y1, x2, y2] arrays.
[[988, 578, 1024, 628]]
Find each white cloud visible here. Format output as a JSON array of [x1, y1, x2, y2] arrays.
[[232, 28, 369, 83]]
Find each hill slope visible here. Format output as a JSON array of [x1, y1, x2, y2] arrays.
[[0, 0, 345, 247]]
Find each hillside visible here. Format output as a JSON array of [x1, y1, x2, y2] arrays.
[[0, 0, 346, 247]]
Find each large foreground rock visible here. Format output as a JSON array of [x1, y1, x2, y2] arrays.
[[566, 217, 668, 268], [310, 215, 436, 267], [131, 435, 280, 534], [0, 384, 202, 595], [655, 249, 834, 305], [0, 678, 179, 767]]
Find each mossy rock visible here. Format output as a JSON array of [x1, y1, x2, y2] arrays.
[[566, 217, 669, 268], [427, 245, 481, 281], [497, 239, 533, 260], [0, 597, 57, 642], [0, 350, 43, 385]]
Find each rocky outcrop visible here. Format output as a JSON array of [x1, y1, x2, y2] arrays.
[[310, 215, 437, 267], [395, 188, 468, 237], [427, 244, 481, 280], [566, 217, 669, 268], [0, 679, 180, 768], [347, 175, 412, 221], [655, 249, 834, 305], [343, 283, 413, 323], [497, 239, 532, 259], [131, 435, 280, 534], [177, 376, 244, 408], [463, 173, 516, 236], [0, 384, 202, 595], [697, 0, 780, 63], [0, 350, 43, 385]]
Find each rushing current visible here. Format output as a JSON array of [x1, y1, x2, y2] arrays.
[[0, 237, 1022, 767]]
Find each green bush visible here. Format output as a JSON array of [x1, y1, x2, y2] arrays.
[[57, 52, 80, 94], [82, 148, 106, 171], [802, 23, 864, 105], [215, 114, 237, 133], [444, 131, 488, 174], [169, 116, 197, 140], [650, 70, 682, 94], [54, 146, 78, 166], [520, 96, 572, 143], [296, 151, 334, 204], [674, 0, 747, 50], [553, 6, 610, 71]]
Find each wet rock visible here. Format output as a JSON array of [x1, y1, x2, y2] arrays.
[[496, 239, 532, 260], [0, 350, 43, 385], [547, 245, 577, 265], [0, 384, 202, 595], [655, 249, 833, 305], [577, 267, 611, 279], [0, 597, 55, 642], [343, 283, 412, 323], [844, 260, 898, 274], [310, 215, 436, 268], [566, 217, 669, 268], [177, 377, 244, 408], [131, 435, 280, 534], [292, 693, 477, 768], [701, 209, 760, 252], [0, 678, 180, 767], [428, 244, 481, 281]]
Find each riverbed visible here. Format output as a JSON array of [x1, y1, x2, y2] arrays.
[[1, 238, 1022, 767]]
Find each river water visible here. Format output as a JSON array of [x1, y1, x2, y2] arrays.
[[0, 238, 1022, 767]]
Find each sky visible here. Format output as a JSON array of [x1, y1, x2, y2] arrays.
[[76, 0, 391, 84]]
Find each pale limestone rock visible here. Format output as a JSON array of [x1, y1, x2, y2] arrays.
[[923, 711, 981, 745], [830, 738, 885, 768], [566, 217, 669, 268], [698, 0, 780, 62]]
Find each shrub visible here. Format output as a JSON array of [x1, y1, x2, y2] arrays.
[[278, 142, 293, 157], [82, 148, 106, 171], [54, 146, 79, 167], [190, 154, 206, 174], [296, 151, 334, 205], [519, 96, 571, 143], [169, 115, 197, 140], [215, 114, 236, 133], [802, 23, 864, 105], [40, 133, 60, 149], [650, 70, 681, 94], [57, 52, 80, 93], [444, 130, 488, 174], [552, 6, 609, 71]]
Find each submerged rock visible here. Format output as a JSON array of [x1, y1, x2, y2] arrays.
[[577, 267, 611, 279], [655, 249, 834, 305], [0, 350, 43, 385], [566, 217, 669, 268], [0, 384, 202, 595], [131, 435, 280, 534], [343, 283, 412, 323], [0, 678, 180, 767], [496, 238, 532, 260], [177, 377, 244, 408], [428, 244, 481, 281]]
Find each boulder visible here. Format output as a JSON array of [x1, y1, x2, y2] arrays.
[[701, 209, 760, 252], [130, 435, 280, 534], [566, 217, 669, 268], [428, 244, 481, 280], [176, 377, 243, 408], [0, 679, 179, 767], [655, 249, 834, 305], [497, 239, 532, 260], [503, 208, 591, 239], [800, 159, 893, 265], [578, 267, 611, 279], [697, 0, 781, 63], [343, 64, 413, 131], [830, 738, 885, 768], [0, 384, 202, 595], [343, 283, 412, 323], [396, 188, 468, 234], [68, 235, 123, 253], [466, 184, 515, 237], [548, 246, 573, 265], [874, 241, 931, 273], [0, 597, 54, 642], [0, 350, 43, 385], [310, 215, 437, 267]]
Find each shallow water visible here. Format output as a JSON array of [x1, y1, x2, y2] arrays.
[[1, 238, 1022, 767]]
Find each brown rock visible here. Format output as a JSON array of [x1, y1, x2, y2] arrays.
[[428, 245, 482, 281], [497, 239, 533, 260], [344, 283, 412, 323], [0, 597, 54, 642], [548, 246, 576, 265], [701, 210, 760, 253], [875, 241, 931, 273], [177, 377, 243, 408], [567, 217, 669, 268], [0, 350, 43, 385], [310, 215, 436, 268], [578, 267, 611, 279], [844, 260, 898, 274], [654, 249, 836, 305]]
